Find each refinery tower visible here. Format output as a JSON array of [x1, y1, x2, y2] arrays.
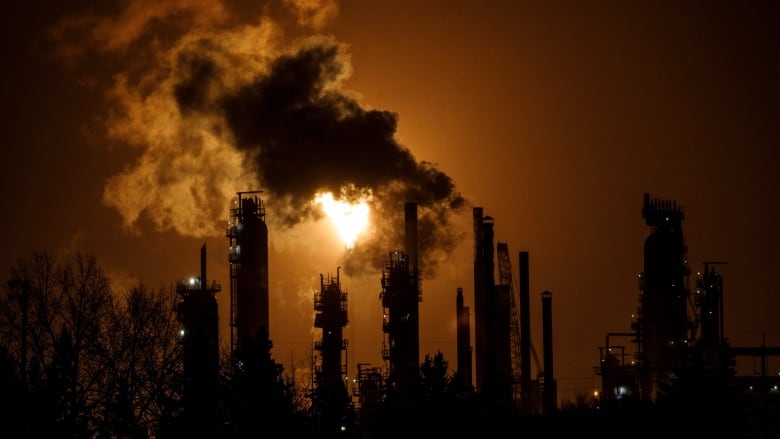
[[635, 193, 692, 400], [226, 191, 270, 353]]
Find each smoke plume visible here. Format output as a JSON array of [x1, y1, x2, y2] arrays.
[[52, 0, 466, 276], [214, 38, 465, 274]]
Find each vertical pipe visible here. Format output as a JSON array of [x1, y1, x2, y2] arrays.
[[542, 290, 556, 413], [200, 243, 207, 293], [456, 287, 472, 387], [519, 251, 531, 413], [473, 208, 486, 393], [719, 275, 725, 343]]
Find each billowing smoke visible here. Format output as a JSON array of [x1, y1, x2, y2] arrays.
[[51, 0, 465, 276], [213, 37, 467, 275]]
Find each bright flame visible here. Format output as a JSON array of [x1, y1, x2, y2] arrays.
[[313, 191, 370, 249]]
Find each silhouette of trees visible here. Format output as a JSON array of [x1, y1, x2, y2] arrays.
[[220, 328, 311, 437], [0, 251, 111, 436], [0, 251, 183, 437], [654, 345, 750, 438], [97, 284, 183, 437], [365, 351, 487, 437]]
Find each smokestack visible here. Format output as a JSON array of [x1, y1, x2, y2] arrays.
[[405, 202, 418, 280], [519, 251, 531, 414], [200, 243, 206, 293], [473, 208, 496, 399], [473, 208, 487, 393], [541, 290, 556, 413], [456, 287, 472, 388]]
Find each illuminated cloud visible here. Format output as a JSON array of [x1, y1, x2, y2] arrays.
[[48, 0, 232, 62], [50, 0, 466, 276], [284, 0, 339, 30]]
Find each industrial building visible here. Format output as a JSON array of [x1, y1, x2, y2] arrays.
[[471, 207, 556, 413], [166, 191, 780, 434], [347, 203, 558, 416], [596, 193, 780, 434]]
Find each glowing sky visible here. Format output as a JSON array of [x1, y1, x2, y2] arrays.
[[1, 0, 778, 402]]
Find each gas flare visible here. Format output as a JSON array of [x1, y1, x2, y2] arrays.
[[313, 189, 371, 249]]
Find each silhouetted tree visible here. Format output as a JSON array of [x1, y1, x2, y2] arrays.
[[222, 327, 310, 437], [0, 252, 186, 438], [96, 284, 183, 438], [369, 351, 488, 438], [653, 346, 750, 437], [0, 251, 111, 436], [0, 344, 27, 435]]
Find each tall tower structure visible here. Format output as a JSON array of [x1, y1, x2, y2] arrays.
[[634, 193, 692, 400], [472, 208, 494, 396], [472, 208, 511, 406], [380, 202, 421, 400], [695, 261, 727, 369], [313, 268, 350, 432], [176, 244, 221, 433], [226, 190, 269, 354], [541, 290, 557, 413], [455, 287, 472, 388], [519, 251, 533, 413]]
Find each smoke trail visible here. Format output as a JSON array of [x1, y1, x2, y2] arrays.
[[213, 38, 466, 275], [51, 0, 466, 275]]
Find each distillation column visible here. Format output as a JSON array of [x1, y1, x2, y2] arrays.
[[636, 193, 691, 400], [380, 202, 421, 400], [313, 268, 350, 432], [226, 191, 269, 354], [176, 244, 221, 434]]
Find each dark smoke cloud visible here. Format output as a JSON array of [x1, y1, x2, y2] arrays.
[[48, 0, 466, 277], [174, 36, 466, 275]]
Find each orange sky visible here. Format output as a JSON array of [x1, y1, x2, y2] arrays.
[[1, 0, 778, 403]]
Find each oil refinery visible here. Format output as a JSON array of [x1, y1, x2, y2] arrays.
[[173, 191, 780, 434]]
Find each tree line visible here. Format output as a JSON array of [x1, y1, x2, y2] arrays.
[[0, 251, 473, 438], [0, 251, 758, 438]]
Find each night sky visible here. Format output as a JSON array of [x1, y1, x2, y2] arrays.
[[2, 0, 778, 402]]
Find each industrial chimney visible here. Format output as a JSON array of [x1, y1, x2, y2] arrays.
[[541, 290, 556, 413], [519, 251, 532, 414], [456, 287, 473, 388]]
